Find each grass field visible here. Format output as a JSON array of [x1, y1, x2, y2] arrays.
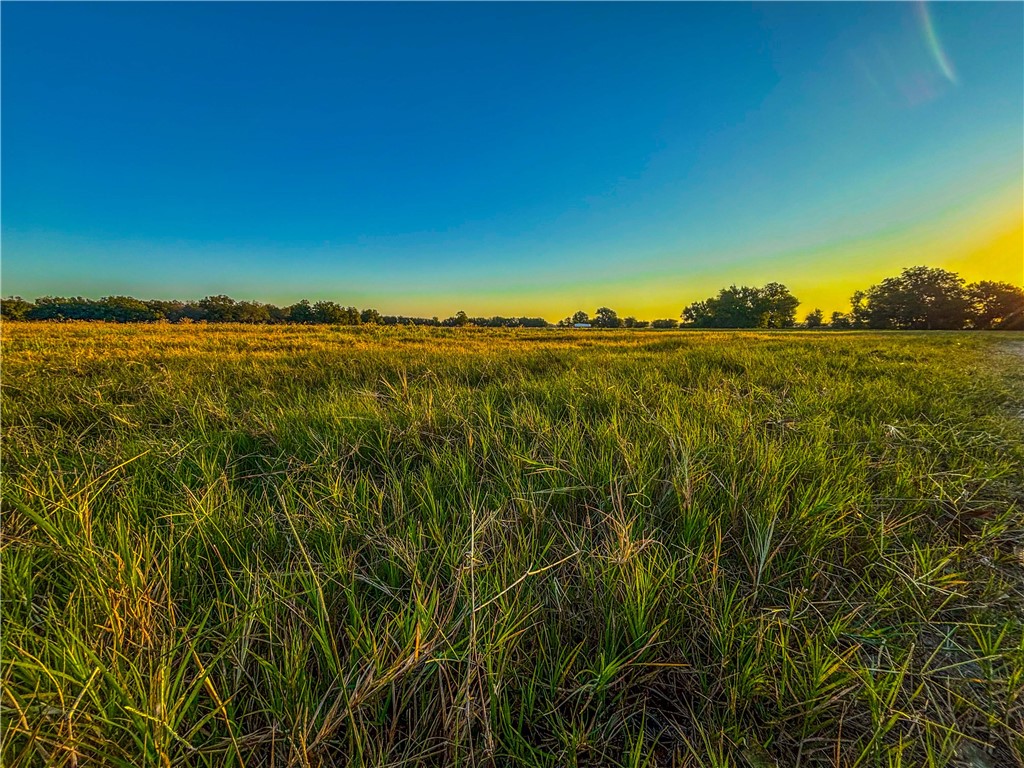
[[2, 323, 1023, 767]]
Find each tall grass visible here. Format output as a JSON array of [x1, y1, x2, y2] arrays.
[[2, 323, 1022, 766]]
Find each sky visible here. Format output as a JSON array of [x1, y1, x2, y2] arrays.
[[2, 2, 1022, 320]]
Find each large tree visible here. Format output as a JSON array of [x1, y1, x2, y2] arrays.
[[968, 280, 1024, 330], [286, 300, 316, 324], [857, 267, 970, 330], [313, 301, 359, 324], [682, 283, 799, 328], [558, 310, 591, 327], [198, 295, 240, 323], [758, 283, 800, 328], [97, 296, 160, 322], [592, 307, 622, 328], [234, 301, 272, 324]]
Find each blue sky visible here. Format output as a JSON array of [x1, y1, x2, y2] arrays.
[[3, 2, 1021, 318]]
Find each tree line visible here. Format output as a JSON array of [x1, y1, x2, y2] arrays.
[[2, 266, 1021, 329], [551, 268, 1022, 330], [554, 308, 681, 328], [0, 294, 549, 328]]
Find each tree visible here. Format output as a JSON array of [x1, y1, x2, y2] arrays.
[[558, 310, 590, 327], [518, 317, 550, 328], [360, 308, 382, 324], [145, 299, 185, 322], [98, 296, 159, 322], [681, 283, 799, 328], [857, 267, 970, 330], [681, 300, 712, 326], [267, 304, 291, 323], [0, 296, 32, 320], [235, 301, 271, 324], [758, 282, 800, 328], [173, 302, 208, 322], [198, 295, 240, 323], [651, 318, 679, 329], [968, 281, 1024, 330], [593, 307, 622, 328], [849, 291, 870, 329], [829, 311, 852, 330], [26, 297, 98, 321], [287, 300, 316, 324], [313, 301, 353, 324], [804, 308, 824, 329], [443, 310, 470, 327]]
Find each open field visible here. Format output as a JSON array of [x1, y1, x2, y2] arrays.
[[2, 323, 1023, 767]]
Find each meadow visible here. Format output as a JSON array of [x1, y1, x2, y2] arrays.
[[2, 322, 1022, 767]]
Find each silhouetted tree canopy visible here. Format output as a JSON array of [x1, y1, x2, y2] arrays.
[[287, 300, 316, 325], [465, 316, 548, 328], [557, 310, 591, 327], [853, 267, 970, 330], [312, 301, 359, 325], [23, 296, 99, 321], [843, 267, 1023, 330], [198, 295, 240, 323], [442, 310, 470, 327], [682, 283, 799, 328], [592, 307, 623, 328], [804, 308, 824, 329], [829, 311, 853, 330], [968, 280, 1024, 330]]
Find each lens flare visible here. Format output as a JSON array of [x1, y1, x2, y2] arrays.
[[916, 0, 957, 84]]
